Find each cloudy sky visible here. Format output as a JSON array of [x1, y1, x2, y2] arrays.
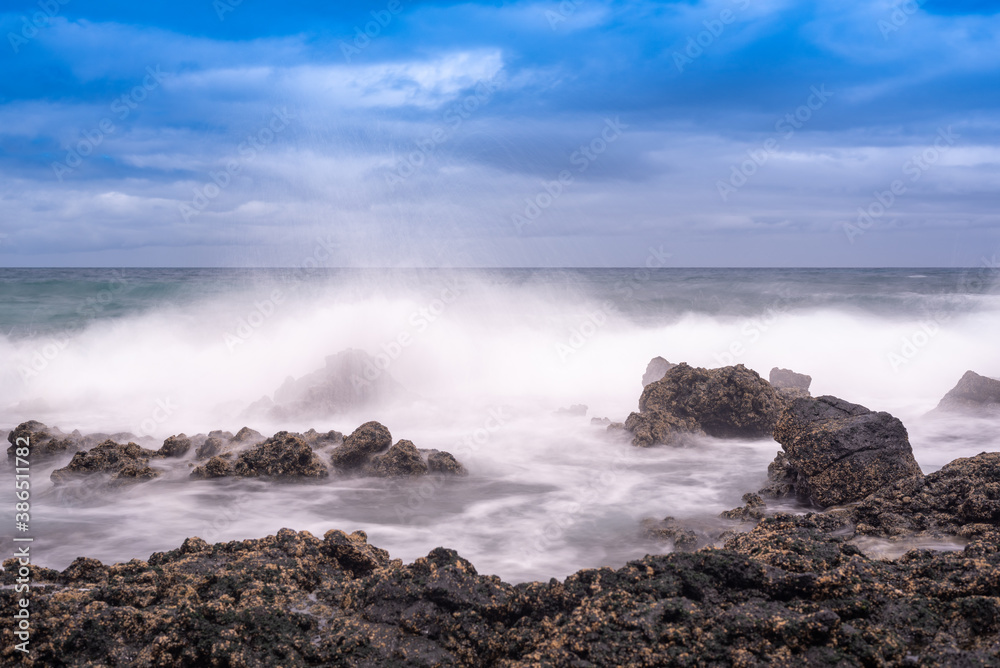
[[1, 0, 998, 267]]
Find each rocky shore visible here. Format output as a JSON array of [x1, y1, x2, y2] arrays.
[[2, 365, 999, 665]]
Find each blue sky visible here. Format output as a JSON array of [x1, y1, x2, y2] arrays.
[[0, 0, 998, 267]]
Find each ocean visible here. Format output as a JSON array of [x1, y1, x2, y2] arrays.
[[1, 267, 998, 582]]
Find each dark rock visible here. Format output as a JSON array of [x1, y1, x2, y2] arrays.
[[331, 421, 392, 470], [426, 450, 468, 475], [854, 451, 1000, 538], [624, 410, 702, 447], [640, 516, 699, 550], [323, 529, 390, 576], [721, 492, 767, 521], [50, 440, 161, 486], [195, 436, 225, 460], [6, 420, 83, 461], [642, 356, 676, 387], [769, 367, 812, 393], [232, 433, 328, 478], [366, 439, 428, 477], [933, 370, 1000, 414], [157, 434, 191, 458], [763, 395, 922, 507], [555, 404, 587, 416], [232, 426, 264, 444], [190, 456, 233, 479], [300, 428, 343, 447]]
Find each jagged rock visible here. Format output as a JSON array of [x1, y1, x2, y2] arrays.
[[642, 356, 676, 387], [300, 428, 343, 447], [640, 516, 698, 550], [721, 492, 766, 521], [253, 349, 407, 420], [235, 433, 328, 478], [232, 426, 265, 444], [625, 363, 781, 446], [762, 395, 922, 507], [331, 421, 392, 471], [426, 450, 468, 475], [158, 434, 191, 458], [769, 367, 812, 392], [50, 440, 161, 486], [854, 452, 1000, 538], [366, 440, 428, 477], [190, 456, 233, 479], [323, 529, 390, 576], [6, 420, 83, 460], [932, 370, 1000, 414], [195, 436, 225, 459]]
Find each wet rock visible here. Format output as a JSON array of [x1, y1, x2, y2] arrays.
[[932, 370, 1000, 414], [190, 455, 233, 479], [426, 450, 468, 475], [721, 492, 767, 522], [195, 436, 225, 459], [253, 349, 408, 420], [769, 367, 812, 393], [640, 516, 699, 550], [625, 363, 781, 446], [6, 420, 83, 461], [50, 440, 161, 486], [300, 428, 343, 448], [366, 439, 428, 477], [157, 434, 191, 458], [762, 395, 922, 507], [323, 529, 390, 576], [331, 421, 392, 471], [854, 451, 1000, 538], [231, 426, 264, 444], [642, 356, 676, 387], [235, 433, 328, 478]]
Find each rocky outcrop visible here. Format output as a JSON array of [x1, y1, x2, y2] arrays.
[[853, 451, 1000, 538], [720, 492, 766, 521], [641, 356, 676, 386], [932, 370, 1000, 414], [426, 450, 468, 475], [625, 363, 782, 446], [247, 349, 408, 421], [330, 421, 392, 470], [640, 516, 698, 550], [50, 441, 161, 485], [4, 523, 1000, 666], [366, 439, 428, 477], [157, 434, 191, 458], [191, 433, 328, 479], [769, 367, 812, 392], [6, 421, 81, 461], [761, 395, 922, 507]]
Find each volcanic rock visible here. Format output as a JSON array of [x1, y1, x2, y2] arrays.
[[769, 367, 812, 392], [720, 492, 767, 522], [761, 395, 922, 507], [331, 421, 392, 471], [191, 433, 328, 479], [641, 356, 676, 387], [6, 420, 83, 461], [157, 434, 191, 458], [625, 363, 782, 446], [366, 439, 428, 477], [932, 370, 1000, 414], [640, 516, 698, 550], [50, 440, 161, 486], [190, 455, 233, 479], [426, 450, 468, 475]]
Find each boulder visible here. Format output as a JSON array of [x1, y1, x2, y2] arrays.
[[720, 492, 766, 522], [769, 368, 812, 401], [6, 420, 83, 461], [853, 451, 1000, 538], [641, 356, 676, 387], [624, 363, 781, 446], [232, 426, 265, 444], [232, 433, 328, 478], [331, 421, 392, 471], [51, 440, 161, 486], [158, 434, 192, 458], [366, 440, 429, 477], [426, 450, 468, 475], [761, 395, 922, 507], [190, 456, 233, 479], [932, 370, 1000, 414], [195, 436, 226, 460]]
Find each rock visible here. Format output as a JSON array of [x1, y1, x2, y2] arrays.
[[426, 450, 468, 475], [190, 456, 233, 479], [762, 395, 922, 507], [232, 426, 265, 444], [255, 349, 408, 420], [323, 529, 390, 576], [300, 428, 343, 448], [853, 451, 1000, 538], [769, 367, 812, 393], [932, 370, 1000, 414], [590, 417, 611, 426], [642, 356, 676, 387], [51, 440, 161, 486], [720, 492, 766, 521], [366, 440, 428, 477], [195, 436, 225, 459], [640, 516, 698, 550], [158, 434, 191, 458], [230, 433, 329, 478], [625, 363, 781, 446], [6, 420, 83, 461], [331, 421, 392, 471], [555, 404, 587, 416]]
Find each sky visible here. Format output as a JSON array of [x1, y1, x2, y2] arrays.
[[0, 0, 998, 267]]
